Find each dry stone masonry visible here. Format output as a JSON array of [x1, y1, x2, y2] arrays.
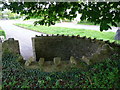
[[53, 57, 61, 66], [2, 34, 120, 69], [70, 56, 77, 65], [32, 34, 120, 65]]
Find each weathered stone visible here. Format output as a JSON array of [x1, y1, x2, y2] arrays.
[[17, 55, 24, 62], [2, 38, 20, 55], [115, 29, 120, 40], [32, 35, 116, 63], [54, 57, 61, 66], [32, 36, 101, 61], [70, 56, 77, 65], [29, 57, 35, 62], [99, 43, 112, 51], [25, 60, 30, 66], [8, 38, 14, 41], [25, 57, 35, 66], [38, 58, 45, 66], [90, 45, 113, 64], [81, 56, 90, 65]]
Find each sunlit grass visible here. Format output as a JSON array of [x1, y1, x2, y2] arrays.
[[0, 27, 6, 37], [14, 23, 120, 44]]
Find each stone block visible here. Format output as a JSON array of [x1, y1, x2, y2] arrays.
[[25, 57, 35, 66], [70, 56, 77, 65], [16, 55, 24, 62], [25, 60, 30, 66], [38, 58, 45, 66], [81, 56, 90, 65], [54, 57, 61, 66], [29, 57, 35, 62], [32, 35, 115, 63]]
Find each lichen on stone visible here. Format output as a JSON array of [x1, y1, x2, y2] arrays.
[[53, 57, 61, 66], [25, 57, 35, 66], [38, 58, 45, 66], [70, 56, 77, 65]]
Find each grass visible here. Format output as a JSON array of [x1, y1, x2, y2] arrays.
[[0, 26, 6, 38], [0, 29, 6, 37], [78, 21, 120, 27], [14, 23, 120, 44], [77, 21, 99, 25]]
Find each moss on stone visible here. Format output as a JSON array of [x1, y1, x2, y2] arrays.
[[70, 56, 77, 65], [38, 58, 45, 66], [53, 57, 61, 66]]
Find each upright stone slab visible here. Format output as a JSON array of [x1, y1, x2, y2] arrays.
[[32, 35, 114, 64], [25, 57, 34, 66], [32, 35, 97, 61], [38, 58, 45, 66], [54, 57, 61, 66], [81, 56, 90, 65], [70, 56, 77, 65], [2, 38, 20, 55]]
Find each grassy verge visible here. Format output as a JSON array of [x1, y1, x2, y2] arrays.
[[0, 27, 6, 37], [14, 23, 120, 44], [77, 21, 99, 25], [78, 21, 120, 27], [0, 30, 5, 37]]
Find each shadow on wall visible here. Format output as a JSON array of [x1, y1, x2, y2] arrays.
[[32, 34, 120, 65], [2, 35, 120, 67]]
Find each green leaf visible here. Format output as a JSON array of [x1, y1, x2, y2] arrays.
[[111, 22, 117, 27]]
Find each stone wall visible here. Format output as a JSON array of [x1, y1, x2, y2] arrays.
[[32, 35, 115, 63]]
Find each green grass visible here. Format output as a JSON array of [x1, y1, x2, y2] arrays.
[[78, 21, 120, 27], [0, 26, 6, 37], [14, 23, 120, 44], [77, 21, 99, 25], [0, 30, 5, 37], [77, 21, 112, 26]]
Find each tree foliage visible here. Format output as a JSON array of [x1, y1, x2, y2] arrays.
[[3, 1, 120, 31]]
